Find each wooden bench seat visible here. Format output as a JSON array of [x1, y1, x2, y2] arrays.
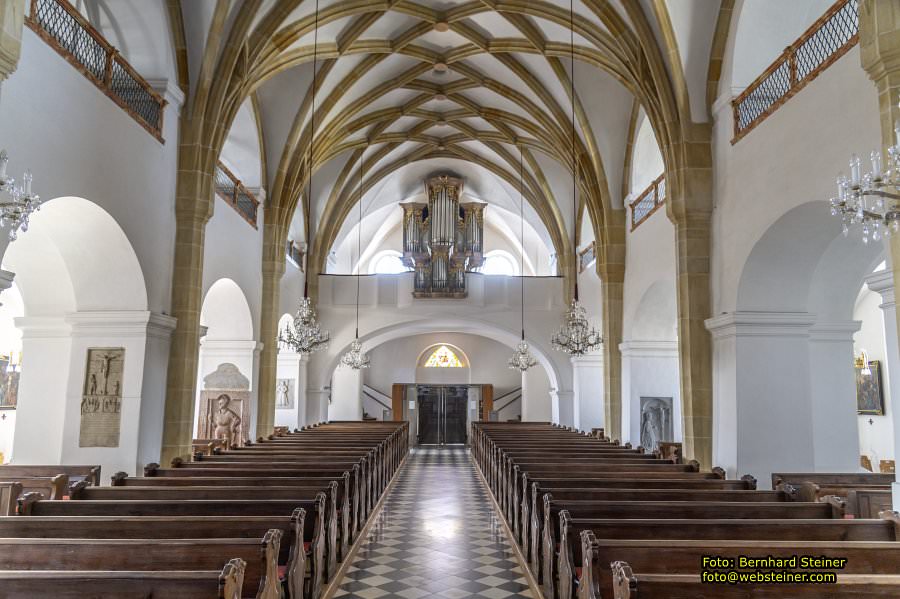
[[564, 528, 900, 599], [0, 464, 100, 486], [17, 495, 330, 596], [604, 561, 900, 599], [0, 533, 283, 599], [0, 560, 245, 599]]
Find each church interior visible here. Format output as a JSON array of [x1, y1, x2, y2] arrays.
[[1, 0, 900, 597]]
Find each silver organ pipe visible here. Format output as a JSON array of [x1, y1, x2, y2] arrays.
[[401, 175, 485, 298]]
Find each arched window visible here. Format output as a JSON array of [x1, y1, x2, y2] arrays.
[[423, 345, 465, 368], [481, 250, 519, 276], [369, 250, 409, 274]]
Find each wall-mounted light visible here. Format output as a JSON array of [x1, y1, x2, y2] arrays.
[[855, 349, 872, 376]]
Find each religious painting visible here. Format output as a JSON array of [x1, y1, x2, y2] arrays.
[[856, 360, 884, 415], [0, 354, 20, 408], [639, 397, 674, 453], [276, 378, 295, 409], [79, 348, 124, 448]]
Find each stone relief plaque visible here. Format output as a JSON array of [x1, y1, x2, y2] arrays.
[[197, 363, 251, 447], [639, 396, 673, 453], [79, 348, 124, 448], [276, 378, 295, 409]]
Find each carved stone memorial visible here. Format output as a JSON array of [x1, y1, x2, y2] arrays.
[[639, 396, 673, 453], [276, 378, 295, 409], [197, 363, 251, 447], [79, 348, 125, 448]]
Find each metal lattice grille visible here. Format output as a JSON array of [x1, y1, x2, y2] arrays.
[[629, 174, 666, 231], [109, 59, 162, 132], [215, 162, 259, 227], [29, 0, 165, 139], [733, 0, 858, 140]]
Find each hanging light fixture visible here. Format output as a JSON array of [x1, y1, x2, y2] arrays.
[[829, 99, 900, 244], [0, 150, 41, 241], [509, 145, 538, 371], [341, 151, 370, 369], [551, 0, 602, 356], [279, 0, 330, 356]]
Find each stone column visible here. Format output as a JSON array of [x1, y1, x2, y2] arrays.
[[256, 214, 286, 438], [521, 365, 551, 422], [598, 211, 625, 440], [0, 1, 24, 85], [859, 0, 900, 508], [571, 354, 604, 432], [551, 389, 574, 427], [161, 166, 214, 465], [670, 184, 714, 469], [866, 270, 900, 504], [329, 367, 362, 421]]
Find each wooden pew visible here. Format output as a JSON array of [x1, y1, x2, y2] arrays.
[[0, 464, 100, 486], [0, 511, 311, 599], [565, 524, 900, 599], [18, 494, 329, 598], [0, 482, 21, 516], [604, 560, 900, 599], [537, 497, 835, 598], [772, 471, 895, 489], [0, 533, 284, 599], [0, 558, 245, 599], [74, 481, 353, 563]]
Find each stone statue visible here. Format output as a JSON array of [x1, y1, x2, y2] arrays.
[[276, 380, 290, 408], [639, 397, 673, 452], [209, 393, 242, 448]]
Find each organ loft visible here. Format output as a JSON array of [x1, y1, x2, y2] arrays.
[[401, 175, 485, 298]]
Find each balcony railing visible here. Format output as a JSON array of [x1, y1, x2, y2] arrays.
[[732, 0, 858, 143], [629, 173, 666, 231], [26, 0, 167, 141], [578, 242, 596, 273], [215, 162, 260, 228]]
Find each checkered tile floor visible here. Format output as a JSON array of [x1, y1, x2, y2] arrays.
[[333, 447, 535, 599]]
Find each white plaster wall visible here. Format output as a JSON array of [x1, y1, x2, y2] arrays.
[[854, 286, 895, 463], [329, 366, 363, 421], [522, 364, 552, 422], [0, 30, 180, 314], [0, 410, 14, 463], [620, 342, 682, 448]]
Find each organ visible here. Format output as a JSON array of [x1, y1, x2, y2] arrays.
[[401, 175, 485, 298]]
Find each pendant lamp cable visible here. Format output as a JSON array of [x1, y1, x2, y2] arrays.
[[355, 151, 363, 339], [520, 146, 526, 341], [569, 0, 578, 302], [303, 0, 320, 298]]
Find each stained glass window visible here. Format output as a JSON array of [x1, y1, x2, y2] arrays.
[[424, 345, 464, 368]]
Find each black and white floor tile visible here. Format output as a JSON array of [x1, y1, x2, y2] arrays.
[[333, 447, 535, 599]]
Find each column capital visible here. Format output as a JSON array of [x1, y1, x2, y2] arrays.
[[705, 311, 817, 339], [0, 1, 24, 82], [570, 353, 604, 367], [866, 269, 896, 308], [618, 340, 679, 357]]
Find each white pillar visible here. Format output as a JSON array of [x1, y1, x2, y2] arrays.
[[571, 354, 604, 432], [275, 350, 308, 430], [552, 389, 574, 426], [194, 339, 260, 437], [329, 366, 363, 421], [808, 321, 862, 472], [306, 388, 329, 425], [865, 270, 900, 508], [706, 312, 817, 486], [619, 341, 681, 448], [521, 366, 551, 422]]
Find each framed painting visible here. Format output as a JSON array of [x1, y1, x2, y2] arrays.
[[856, 360, 884, 415]]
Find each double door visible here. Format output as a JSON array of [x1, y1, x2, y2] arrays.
[[417, 385, 468, 445]]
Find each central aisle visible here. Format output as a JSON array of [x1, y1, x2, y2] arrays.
[[333, 447, 535, 599]]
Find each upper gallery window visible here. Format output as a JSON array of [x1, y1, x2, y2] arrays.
[[369, 250, 409, 274], [480, 250, 518, 276]]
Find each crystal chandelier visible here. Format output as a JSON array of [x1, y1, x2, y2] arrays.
[[509, 339, 538, 371], [0, 150, 41, 241], [341, 338, 370, 370], [340, 145, 369, 369], [509, 146, 537, 371], [830, 104, 900, 244], [279, 297, 330, 355], [552, 298, 603, 355], [551, 0, 602, 357]]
